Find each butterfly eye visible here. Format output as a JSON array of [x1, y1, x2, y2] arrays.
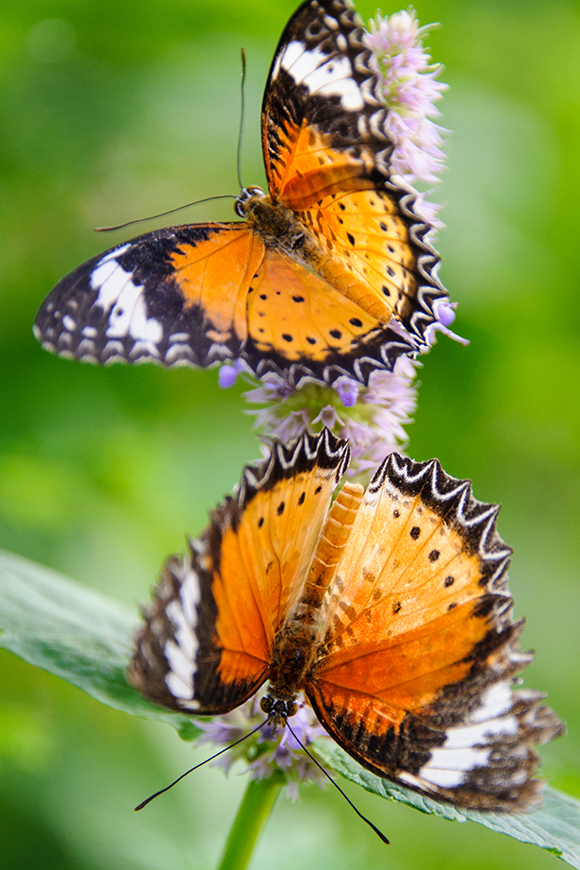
[[235, 185, 265, 216], [286, 700, 298, 718], [260, 695, 273, 715]]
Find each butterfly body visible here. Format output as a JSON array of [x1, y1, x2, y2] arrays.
[[129, 431, 564, 811], [239, 188, 324, 268], [34, 0, 451, 387]]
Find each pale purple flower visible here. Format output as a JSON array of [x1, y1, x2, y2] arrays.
[[243, 374, 294, 404], [434, 299, 456, 327], [311, 405, 345, 430], [335, 377, 359, 408], [426, 298, 469, 346], [218, 359, 250, 389], [364, 9, 448, 214], [412, 190, 442, 226], [244, 357, 419, 481], [195, 691, 328, 800]]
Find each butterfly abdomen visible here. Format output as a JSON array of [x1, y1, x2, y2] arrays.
[[268, 480, 364, 698], [302, 481, 364, 610]]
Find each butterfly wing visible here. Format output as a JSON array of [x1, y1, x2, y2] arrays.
[[245, 246, 414, 384], [33, 217, 410, 384], [34, 223, 265, 368], [304, 454, 564, 809], [129, 430, 349, 715], [261, 0, 447, 349]]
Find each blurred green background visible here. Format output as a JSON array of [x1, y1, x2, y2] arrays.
[[1, 0, 579, 867]]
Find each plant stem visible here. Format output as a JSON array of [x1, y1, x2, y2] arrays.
[[216, 776, 282, 870]]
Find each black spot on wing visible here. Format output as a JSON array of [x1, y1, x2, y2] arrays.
[[243, 316, 419, 387]]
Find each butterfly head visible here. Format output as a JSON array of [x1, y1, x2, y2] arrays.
[[260, 693, 299, 732], [235, 185, 266, 217]]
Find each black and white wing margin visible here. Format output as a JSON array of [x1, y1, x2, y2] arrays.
[[33, 225, 244, 369]]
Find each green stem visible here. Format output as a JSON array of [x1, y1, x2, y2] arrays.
[[217, 776, 283, 870]]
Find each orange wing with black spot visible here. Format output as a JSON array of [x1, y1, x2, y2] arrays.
[[305, 453, 564, 810], [261, 0, 447, 347], [245, 246, 411, 385], [33, 216, 414, 385], [129, 430, 349, 715]]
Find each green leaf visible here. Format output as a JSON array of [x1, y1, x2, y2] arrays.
[[1, 548, 578, 865], [315, 743, 580, 867], [0, 549, 198, 740]]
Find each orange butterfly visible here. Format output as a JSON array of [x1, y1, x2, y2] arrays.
[[129, 430, 563, 811], [34, 0, 450, 387]]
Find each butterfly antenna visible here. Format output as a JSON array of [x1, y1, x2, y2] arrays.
[[285, 721, 390, 846], [134, 719, 268, 811], [237, 47, 247, 190], [94, 195, 237, 232]]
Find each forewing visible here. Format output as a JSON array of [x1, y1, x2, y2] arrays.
[[306, 454, 564, 810], [129, 430, 349, 715], [245, 247, 415, 385], [261, 0, 447, 347], [34, 223, 264, 369]]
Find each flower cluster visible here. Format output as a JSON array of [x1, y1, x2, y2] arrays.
[[365, 8, 448, 219], [242, 357, 419, 480], [195, 691, 329, 800]]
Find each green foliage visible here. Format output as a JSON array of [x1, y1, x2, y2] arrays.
[[318, 748, 580, 868]]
